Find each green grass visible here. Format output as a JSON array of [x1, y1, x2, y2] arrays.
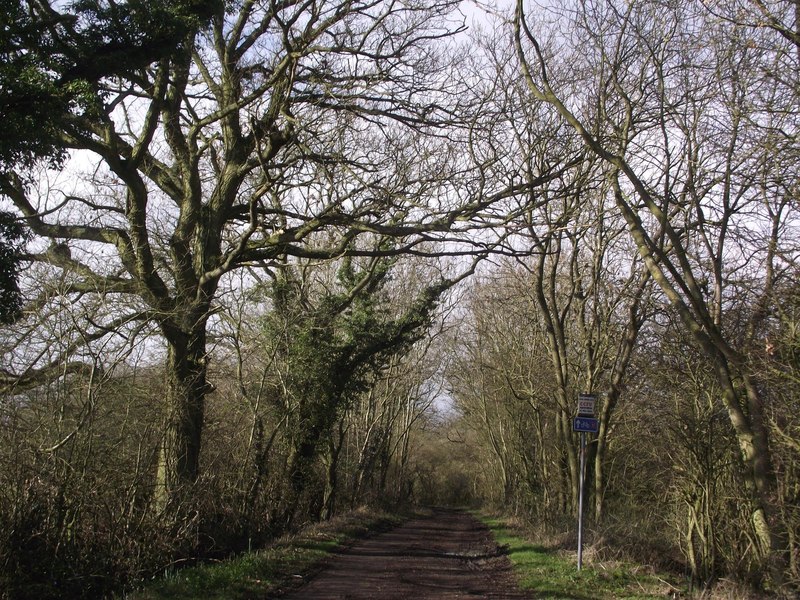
[[125, 509, 402, 600], [129, 538, 336, 599], [480, 515, 683, 599]]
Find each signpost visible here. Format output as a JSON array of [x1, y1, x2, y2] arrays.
[[577, 394, 596, 415], [572, 417, 599, 433], [572, 393, 598, 572]]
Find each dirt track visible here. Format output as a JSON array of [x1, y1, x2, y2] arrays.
[[276, 508, 533, 599]]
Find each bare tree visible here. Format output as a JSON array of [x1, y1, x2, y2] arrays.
[[514, 0, 800, 582]]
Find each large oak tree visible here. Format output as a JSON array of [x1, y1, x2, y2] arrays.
[[0, 1, 460, 516], [0, 0, 556, 517]]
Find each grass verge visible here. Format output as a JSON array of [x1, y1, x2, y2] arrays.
[[480, 514, 684, 599], [124, 508, 403, 600]]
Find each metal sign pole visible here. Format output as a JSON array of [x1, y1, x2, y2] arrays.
[[573, 392, 596, 572], [577, 430, 586, 571]]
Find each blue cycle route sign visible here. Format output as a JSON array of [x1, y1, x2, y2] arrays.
[[572, 417, 599, 433]]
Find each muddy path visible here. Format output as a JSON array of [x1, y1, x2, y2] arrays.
[[274, 508, 533, 599]]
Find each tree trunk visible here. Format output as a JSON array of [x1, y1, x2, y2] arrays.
[[155, 324, 208, 516], [322, 423, 346, 520], [714, 357, 781, 576], [593, 404, 609, 522], [283, 400, 333, 528], [561, 407, 579, 514]]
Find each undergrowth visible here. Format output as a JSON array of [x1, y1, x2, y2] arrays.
[[480, 514, 685, 599], [123, 507, 402, 600]]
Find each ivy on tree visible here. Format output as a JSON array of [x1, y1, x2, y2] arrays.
[[0, 212, 29, 324]]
